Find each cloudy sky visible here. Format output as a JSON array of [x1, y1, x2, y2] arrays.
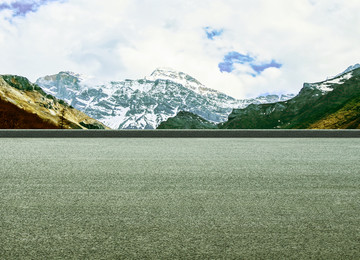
[[0, 0, 359, 98]]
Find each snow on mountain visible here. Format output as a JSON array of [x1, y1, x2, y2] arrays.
[[326, 63, 360, 80], [145, 67, 218, 96], [336, 64, 360, 77], [36, 69, 295, 129], [305, 70, 354, 95]]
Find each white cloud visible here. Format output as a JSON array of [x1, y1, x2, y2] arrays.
[[0, 0, 360, 98]]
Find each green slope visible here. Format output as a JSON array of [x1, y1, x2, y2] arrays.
[[157, 111, 217, 129], [220, 68, 360, 129], [309, 96, 360, 129]]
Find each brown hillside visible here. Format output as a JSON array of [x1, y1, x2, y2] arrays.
[[0, 75, 109, 129], [0, 98, 58, 129], [309, 97, 360, 129]]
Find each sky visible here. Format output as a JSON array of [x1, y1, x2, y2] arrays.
[[0, 0, 360, 99]]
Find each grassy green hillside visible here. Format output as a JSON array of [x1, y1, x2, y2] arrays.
[[309, 96, 360, 129], [220, 68, 360, 129], [157, 111, 217, 129]]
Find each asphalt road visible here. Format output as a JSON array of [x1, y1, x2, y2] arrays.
[[1, 138, 359, 259]]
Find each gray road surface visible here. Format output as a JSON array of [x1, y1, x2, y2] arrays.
[[0, 138, 359, 259]]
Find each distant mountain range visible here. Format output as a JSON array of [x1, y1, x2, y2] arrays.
[[0, 75, 108, 129], [158, 65, 360, 129], [2, 65, 359, 130], [36, 68, 294, 129]]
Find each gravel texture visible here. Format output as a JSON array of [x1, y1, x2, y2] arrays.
[[0, 138, 359, 259]]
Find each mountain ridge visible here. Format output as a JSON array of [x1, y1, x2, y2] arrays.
[[36, 69, 294, 129]]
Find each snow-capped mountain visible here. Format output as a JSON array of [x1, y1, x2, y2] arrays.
[[145, 67, 216, 96], [36, 68, 295, 129]]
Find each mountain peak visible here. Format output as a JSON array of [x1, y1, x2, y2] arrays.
[[59, 71, 81, 77], [148, 67, 201, 84], [57, 71, 96, 83], [145, 67, 218, 96], [326, 63, 360, 80], [151, 67, 177, 75], [340, 64, 360, 75]]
